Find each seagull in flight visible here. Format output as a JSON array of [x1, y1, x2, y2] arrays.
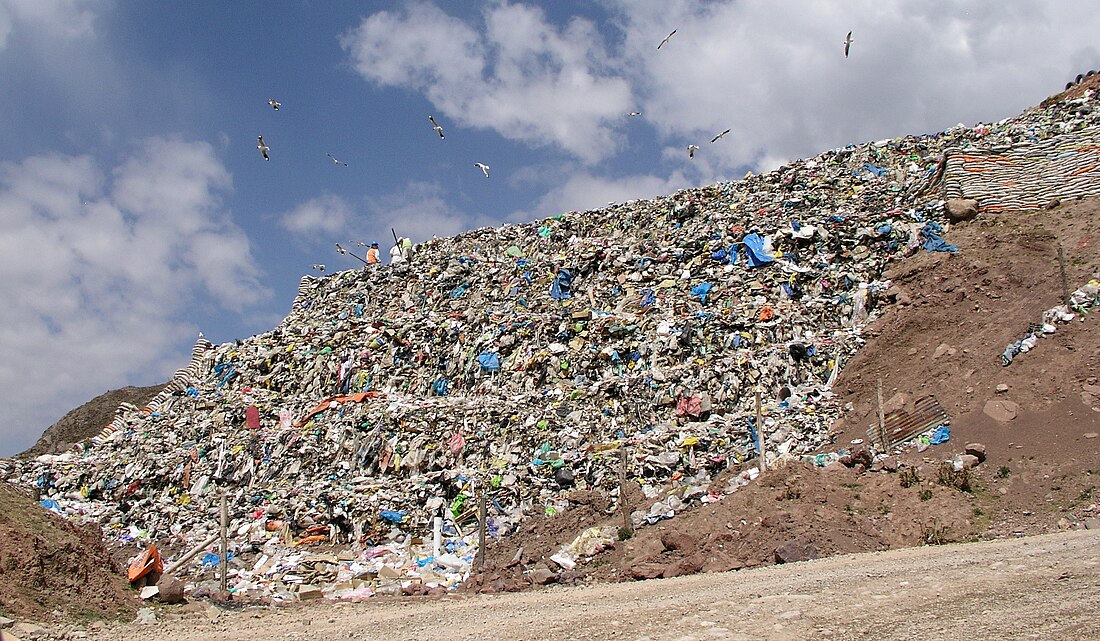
[[474, 162, 490, 178], [312, 264, 326, 272], [843, 31, 854, 58], [429, 115, 445, 140], [257, 135, 270, 160], [688, 144, 699, 159], [629, 111, 642, 117], [710, 129, 731, 143], [268, 98, 281, 111], [327, 153, 347, 167], [657, 29, 677, 50]]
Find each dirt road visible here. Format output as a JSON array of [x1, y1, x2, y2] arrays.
[[90, 529, 1100, 641]]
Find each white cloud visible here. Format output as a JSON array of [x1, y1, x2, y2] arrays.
[[278, 193, 352, 236], [0, 137, 268, 454], [341, 1, 633, 164], [0, 0, 99, 50]]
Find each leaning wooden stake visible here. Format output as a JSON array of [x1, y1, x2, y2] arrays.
[[1058, 245, 1071, 308], [877, 379, 888, 451], [755, 390, 767, 472], [219, 492, 228, 592], [164, 533, 220, 576]]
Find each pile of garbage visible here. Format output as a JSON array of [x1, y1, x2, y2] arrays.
[[3, 83, 1099, 603]]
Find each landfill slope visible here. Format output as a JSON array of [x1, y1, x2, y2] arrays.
[[1, 78, 1099, 610], [0, 482, 134, 620], [18, 384, 168, 458]]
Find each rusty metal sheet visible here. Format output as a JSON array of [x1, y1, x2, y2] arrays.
[[866, 395, 948, 450]]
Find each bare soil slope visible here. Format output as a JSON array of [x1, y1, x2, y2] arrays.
[[0, 482, 135, 620]]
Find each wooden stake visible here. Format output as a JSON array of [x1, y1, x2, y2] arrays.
[[755, 390, 767, 472], [619, 444, 633, 537], [164, 533, 220, 576], [1058, 245, 1071, 308], [219, 492, 228, 592], [877, 378, 888, 451], [475, 489, 487, 570]]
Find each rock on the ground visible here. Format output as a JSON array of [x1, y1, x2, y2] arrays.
[[11, 623, 48, 640], [155, 575, 186, 604], [0, 617, 13, 629], [628, 563, 667, 580], [965, 443, 987, 463], [945, 198, 979, 222], [774, 541, 819, 564], [983, 399, 1019, 422], [528, 567, 556, 585], [954, 454, 981, 470]]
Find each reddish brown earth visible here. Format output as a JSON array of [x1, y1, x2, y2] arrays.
[[0, 482, 135, 620]]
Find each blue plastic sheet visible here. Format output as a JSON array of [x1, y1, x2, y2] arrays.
[[742, 233, 774, 268], [691, 282, 713, 303], [550, 268, 573, 300], [477, 352, 501, 371], [920, 221, 958, 252], [929, 425, 951, 445], [380, 510, 407, 523]]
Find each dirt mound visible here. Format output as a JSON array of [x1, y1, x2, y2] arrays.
[[19, 384, 166, 458], [832, 199, 1100, 535], [0, 482, 135, 620]]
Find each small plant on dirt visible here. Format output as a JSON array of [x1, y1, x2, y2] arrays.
[[919, 488, 933, 501], [1080, 486, 1094, 502], [878, 502, 892, 516], [973, 507, 984, 517], [937, 462, 973, 493], [899, 466, 921, 488], [780, 483, 802, 501], [921, 519, 951, 545], [996, 465, 1011, 479]]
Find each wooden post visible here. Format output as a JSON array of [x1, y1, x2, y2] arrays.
[[164, 533, 221, 576], [219, 492, 228, 593], [1058, 245, 1071, 307], [755, 390, 767, 471], [619, 444, 632, 537], [475, 489, 487, 570], [877, 378, 888, 451]]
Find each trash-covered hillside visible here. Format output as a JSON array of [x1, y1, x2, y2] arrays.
[[2, 80, 1098, 603]]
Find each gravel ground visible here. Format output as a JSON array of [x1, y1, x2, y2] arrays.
[[87, 529, 1100, 641]]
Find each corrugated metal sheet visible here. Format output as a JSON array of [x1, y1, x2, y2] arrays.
[[866, 395, 948, 450]]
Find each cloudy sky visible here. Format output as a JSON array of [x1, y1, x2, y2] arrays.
[[1, 0, 1097, 456]]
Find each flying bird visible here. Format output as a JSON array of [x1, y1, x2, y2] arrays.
[[257, 135, 270, 160], [312, 264, 326, 272], [327, 153, 347, 167], [688, 144, 699, 159], [710, 129, 731, 143], [629, 111, 642, 117], [474, 162, 490, 178], [657, 29, 677, 50], [843, 31, 854, 58], [268, 98, 281, 111], [429, 115, 445, 139]]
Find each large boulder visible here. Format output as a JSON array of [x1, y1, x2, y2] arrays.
[[945, 198, 979, 222]]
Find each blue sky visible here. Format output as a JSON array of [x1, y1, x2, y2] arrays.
[[2, 0, 1098, 456]]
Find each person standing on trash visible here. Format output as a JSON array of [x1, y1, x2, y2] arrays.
[[366, 241, 381, 265], [389, 240, 405, 265]]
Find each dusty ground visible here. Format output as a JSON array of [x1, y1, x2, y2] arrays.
[[77, 529, 1100, 641], [0, 483, 134, 621]]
